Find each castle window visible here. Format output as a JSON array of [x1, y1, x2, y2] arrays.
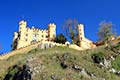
[[32, 40, 37, 43], [34, 34, 37, 37], [26, 28, 28, 32], [33, 33, 38, 37], [33, 33, 38, 42], [25, 39, 28, 41], [26, 34, 28, 36], [46, 35, 48, 38], [42, 35, 44, 37], [79, 33, 82, 35]]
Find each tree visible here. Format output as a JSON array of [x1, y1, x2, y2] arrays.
[[54, 34, 67, 44], [62, 19, 78, 44], [91, 52, 104, 64], [97, 21, 116, 44]]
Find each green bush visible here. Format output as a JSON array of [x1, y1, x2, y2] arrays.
[[60, 53, 76, 69], [4, 64, 32, 80], [112, 56, 120, 71], [91, 52, 104, 64], [4, 65, 20, 80], [54, 34, 67, 44]]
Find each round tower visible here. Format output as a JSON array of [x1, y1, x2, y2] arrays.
[[18, 20, 27, 39], [12, 32, 18, 50], [13, 32, 18, 41], [78, 24, 85, 47], [48, 23, 56, 41], [78, 24, 85, 41], [17, 20, 27, 49]]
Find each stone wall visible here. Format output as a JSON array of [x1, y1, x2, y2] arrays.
[[0, 41, 68, 60], [0, 41, 41, 59], [0, 40, 89, 60]]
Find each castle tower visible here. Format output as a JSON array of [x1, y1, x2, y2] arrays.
[[48, 23, 56, 41], [78, 24, 85, 47], [12, 32, 18, 50], [19, 20, 27, 32], [17, 20, 27, 49], [13, 32, 18, 41], [78, 24, 85, 41], [11, 20, 57, 50]]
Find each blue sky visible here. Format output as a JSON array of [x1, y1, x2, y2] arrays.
[[0, 0, 120, 53]]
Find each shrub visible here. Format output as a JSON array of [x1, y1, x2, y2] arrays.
[[54, 34, 67, 44], [60, 53, 76, 69], [4, 65, 20, 80], [91, 52, 104, 64], [4, 64, 32, 80], [112, 56, 120, 71]]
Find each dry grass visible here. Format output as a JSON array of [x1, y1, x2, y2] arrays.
[[0, 45, 120, 80]]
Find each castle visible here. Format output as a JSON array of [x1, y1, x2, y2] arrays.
[[12, 20, 96, 50], [0, 20, 97, 59], [12, 20, 56, 50], [1, 20, 119, 60]]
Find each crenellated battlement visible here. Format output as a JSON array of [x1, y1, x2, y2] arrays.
[[19, 20, 27, 26], [0, 20, 97, 60], [12, 20, 56, 50], [48, 23, 56, 27]]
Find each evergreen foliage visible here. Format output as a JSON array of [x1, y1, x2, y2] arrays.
[[54, 34, 67, 44], [92, 52, 104, 64]]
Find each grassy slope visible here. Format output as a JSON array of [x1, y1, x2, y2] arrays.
[[0, 46, 120, 80]]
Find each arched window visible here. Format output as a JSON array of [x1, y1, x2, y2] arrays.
[[32, 33, 38, 42]]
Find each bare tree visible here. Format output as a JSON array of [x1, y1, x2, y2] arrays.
[[97, 21, 116, 44], [62, 19, 78, 44]]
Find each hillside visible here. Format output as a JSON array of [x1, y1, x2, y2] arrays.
[[0, 42, 120, 80]]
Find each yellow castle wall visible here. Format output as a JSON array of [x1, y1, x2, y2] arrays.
[[12, 20, 56, 50], [0, 41, 68, 60], [0, 40, 87, 60], [0, 21, 98, 60], [78, 24, 96, 49]]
